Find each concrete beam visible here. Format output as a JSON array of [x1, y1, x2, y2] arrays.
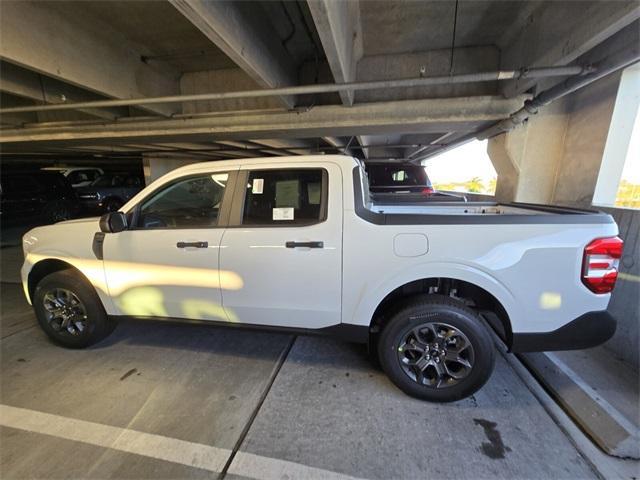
[[180, 68, 284, 114], [355, 133, 405, 160], [171, 0, 297, 109], [0, 1, 179, 117], [356, 47, 500, 103], [250, 139, 315, 155], [405, 132, 456, 161], [308, 0, 363, 106], [500, 1, 640, 97], [214, 140, 291, 157], [357, 136, 372, 159], [0, 93, 38, 126], [0, 95, 528, 149], [322, 136, 352, 156], [0, 63, 127, 121]]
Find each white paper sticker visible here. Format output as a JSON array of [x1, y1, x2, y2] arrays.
[[272, 207, 294, 221], [252, 178, 264, 194], [275, 179, 299, 208]]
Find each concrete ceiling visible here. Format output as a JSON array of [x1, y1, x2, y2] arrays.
[[359, 0, 525, 55], [1, 0, 638, 162], [60, 1, 235, 73]]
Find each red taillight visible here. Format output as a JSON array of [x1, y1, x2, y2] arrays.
[[421, 187, 435, 195], [582, 236, 623, 294]]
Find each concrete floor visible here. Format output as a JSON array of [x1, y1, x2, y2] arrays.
[[0, 281, 600, 479]]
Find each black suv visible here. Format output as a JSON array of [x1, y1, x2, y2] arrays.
[[76, 173, 144, 213], [0, 171, 78, 225], [365, 162, 465, 202], [365, 162, 435, 194]]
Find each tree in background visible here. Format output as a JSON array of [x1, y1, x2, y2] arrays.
[[467, 177, 484, 193]]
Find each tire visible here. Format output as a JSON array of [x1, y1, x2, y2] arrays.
[[42, 201, 72, 224], [33, 270, 116, 348], [103, 198, 123, 212], [378, 294, 495, 402]]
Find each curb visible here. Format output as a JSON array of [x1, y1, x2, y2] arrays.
[[518, 351, 639, 459]]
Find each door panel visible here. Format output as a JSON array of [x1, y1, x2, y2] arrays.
[[219, 163, 342, 329], [103, 229, 229, 321], [103, 170, 234, 322]]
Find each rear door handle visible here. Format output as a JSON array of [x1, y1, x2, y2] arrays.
[[177, 241, 208, 249], [285, 241, 324, 249]]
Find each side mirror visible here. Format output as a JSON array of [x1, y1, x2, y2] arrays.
[[99, 211, 128, 233]]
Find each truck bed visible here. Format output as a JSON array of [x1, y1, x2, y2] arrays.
[[371, 201, 553, 216], [364, 200, 613, 224], [355, 166, 611, 224]]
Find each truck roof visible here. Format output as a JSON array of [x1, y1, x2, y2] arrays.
[[172, 154, 359, 176]]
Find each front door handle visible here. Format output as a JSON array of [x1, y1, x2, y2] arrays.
[[177, 241, 208, 249], [285, 241, 324, 249]]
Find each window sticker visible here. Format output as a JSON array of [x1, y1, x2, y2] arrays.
[[272, 207, 294, 221], [252, 178, 264, 194], [275, 179, 300, 208]]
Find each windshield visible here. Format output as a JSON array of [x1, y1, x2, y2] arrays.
[[91, 175, 112, 187]]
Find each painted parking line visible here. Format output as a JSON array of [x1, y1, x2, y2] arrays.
[[228, 451, 366, 480], [0, 404, 230, 473], [0, 404, 365, 480]]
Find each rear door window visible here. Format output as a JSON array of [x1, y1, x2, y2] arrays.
[[241, 169, 326, 225]]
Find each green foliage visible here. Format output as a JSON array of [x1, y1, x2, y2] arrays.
[[432, 178, 640, 209], [615, 180, 640, 209], [433, 177, 497, 195]]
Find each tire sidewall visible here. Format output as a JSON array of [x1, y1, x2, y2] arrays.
[[378, 298, 495, 402], [33, 270, 111, 348]]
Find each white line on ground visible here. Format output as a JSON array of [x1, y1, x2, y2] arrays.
[[229, 451, 367, 480], [0, 404, 365, 480], [0, 404, 230, 473]]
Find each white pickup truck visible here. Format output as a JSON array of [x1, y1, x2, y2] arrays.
[[21, 155, 622, 402]]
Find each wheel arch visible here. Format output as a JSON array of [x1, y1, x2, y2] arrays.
[[358, 262, 519, 349], [27, 259, 107, 312], [370, 277, 513, 347]]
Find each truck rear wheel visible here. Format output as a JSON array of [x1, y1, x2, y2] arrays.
[[33, 270, 116, 348], [378, 295, 495, 402]]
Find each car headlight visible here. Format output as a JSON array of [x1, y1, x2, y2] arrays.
[[79, 192, 100, 200]]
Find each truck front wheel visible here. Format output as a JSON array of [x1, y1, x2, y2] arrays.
[[378, 295, 495, 402], [33, 270, 116, 348]]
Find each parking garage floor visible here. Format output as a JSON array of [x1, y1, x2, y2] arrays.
[[1, 281, 605, 480]]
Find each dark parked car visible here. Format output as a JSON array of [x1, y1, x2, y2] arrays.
[[0, 171, 77, 225], [365, 162, 435, 195], [76, 173, 144, 213], [365, 162, 466, 203]]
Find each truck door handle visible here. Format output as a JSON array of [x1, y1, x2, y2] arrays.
[[176, 241, 208, 249], [285, 241, 324, 249]]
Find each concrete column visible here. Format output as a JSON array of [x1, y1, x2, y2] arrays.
[[592, 64, 640, 207], [143, 156, 198, 185], [487, 72, 622, 207], [552, 73, 622, 207], [487, 99, 570, 204]]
